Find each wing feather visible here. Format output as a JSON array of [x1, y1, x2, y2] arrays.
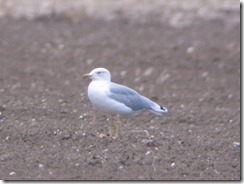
[[108, 83, 153, 111]]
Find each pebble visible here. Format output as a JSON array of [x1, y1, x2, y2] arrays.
[[61, 131, 72, 140], [79, 115, 84, 119], [233, 142, 240, 148], [118, 165, 123, 170], [171, 162, 176, 168], [98, 133, 107, 139], [179, 140, 184, 144], [144, 67, 154, 77], [201, 72, 209, 78], [0, 112, 5, 123], [9, 171, 16, 176], [120, 71, 127, 77], [38, 163, 44, 169], [145, 151, 151, 155], [187, 47, 194, 53], [145, 139, 155, 147], [75, 163, 80, 167]]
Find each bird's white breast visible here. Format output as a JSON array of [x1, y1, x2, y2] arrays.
[[87, 81, 132, 115], [88, 81, 109, 104]]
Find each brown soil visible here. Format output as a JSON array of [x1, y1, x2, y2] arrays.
[[0, 14, 240, 180]]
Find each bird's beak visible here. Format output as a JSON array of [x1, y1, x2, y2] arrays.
[[83, 73, 92, 78]]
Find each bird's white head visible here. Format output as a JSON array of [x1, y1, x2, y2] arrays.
[[83, 68, 111, 81]]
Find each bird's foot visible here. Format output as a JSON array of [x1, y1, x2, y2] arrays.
[[107, 120, 120, 139]]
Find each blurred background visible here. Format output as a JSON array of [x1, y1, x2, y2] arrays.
[[0, 0, 239, 26]]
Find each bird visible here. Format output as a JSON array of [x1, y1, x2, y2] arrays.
[[83, 67, 168, 138]]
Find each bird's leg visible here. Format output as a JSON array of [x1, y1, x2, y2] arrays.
[[108, 118, 113, 137], [113, 116, 121, 139]]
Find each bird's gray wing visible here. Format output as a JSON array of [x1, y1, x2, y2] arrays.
[[108, 82, 153, 111]]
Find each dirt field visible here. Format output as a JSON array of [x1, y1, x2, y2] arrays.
[[0, 1, 240, 180]]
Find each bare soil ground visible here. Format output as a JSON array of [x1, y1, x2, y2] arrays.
[[0, 8, 240, 180]]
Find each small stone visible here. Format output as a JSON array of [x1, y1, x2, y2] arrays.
[[171, 162, 176, 168], [144, 67, 154, 77], [179, 140, 184, 144], [79, 115, 84, 119], [145, 139, 155, 147], [99, 133, 107, 139], [201, 72, 209, 78], [9, 171, 16, 176], [118, 165, 123, 170], [228, 94, 233, 99], [38, 163, 44, 169], [63, 134, 71, 139], [61, 131, 72, 140], [233, 142, 240, 148], [187, 47, 194, 54], [120, 71, 127, 77], [75, 163, 80, 167], [145, 151, 151, 155], [0, 112, 5, 123], [198, 97, 204, 102]]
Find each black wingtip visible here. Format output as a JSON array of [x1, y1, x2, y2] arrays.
[[160, 106, 168, 112]]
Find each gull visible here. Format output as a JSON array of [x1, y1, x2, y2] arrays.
[[83, 68, 168, 138]]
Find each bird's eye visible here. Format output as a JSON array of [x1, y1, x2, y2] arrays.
[[97, 71, 102, 74]]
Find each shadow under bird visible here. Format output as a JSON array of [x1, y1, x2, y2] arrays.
[[83, 67, 168, 139]]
